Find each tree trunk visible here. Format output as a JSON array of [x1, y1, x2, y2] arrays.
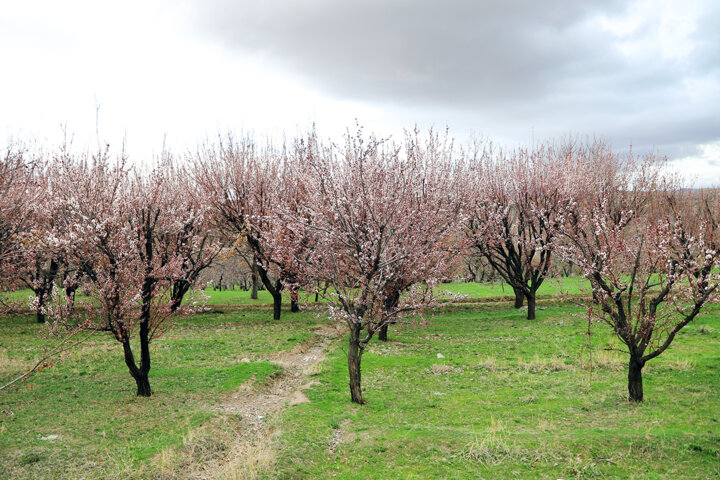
[[628, 357, 645, 402], [513, 287, 524, 308], [348, 325, 364, 404], [378, 324, 388, 342], [250, 271, 259, 299], [35, 293, 46, 324], [378, 288, 400, 342], [272, 291, 282, 319], [134, 372, 152, 397], [256, 264, 282, 320], [122, 340, 152, 397], [290, 288, 300, 312], [526, 293, 536, 320]]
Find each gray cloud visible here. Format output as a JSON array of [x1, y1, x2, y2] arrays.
[[189, 0, 720, 157]]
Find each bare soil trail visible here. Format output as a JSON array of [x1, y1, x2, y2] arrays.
[[155, 322, 344, 480]]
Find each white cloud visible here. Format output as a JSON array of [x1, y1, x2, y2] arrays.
[[673, 141, 720, 187], [0, 0, 718, 180]]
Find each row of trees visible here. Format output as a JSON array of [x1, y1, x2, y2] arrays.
[[1, 129, 718, 404]]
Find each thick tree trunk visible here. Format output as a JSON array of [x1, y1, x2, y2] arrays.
[[273, 295, 282, 320], [526, 293, 536, 320], [134, 372, 152, 397], [513, 287, 524, 308], [348, 325, 364, 404], [122, 340, 152, 397], [628, 357, 645, 402], [378, 324, 388, 342]]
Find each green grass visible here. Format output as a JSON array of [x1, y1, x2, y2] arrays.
[[203, 278, 590, 305], [439, 277, 588, 298], [271, 301, 720, 479], [0, 308, 321, 480], [1, 295, 718, 479], [1, 279, 589, 311]]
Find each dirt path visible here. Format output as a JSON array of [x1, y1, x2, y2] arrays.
[[156, 323, 344, 480]]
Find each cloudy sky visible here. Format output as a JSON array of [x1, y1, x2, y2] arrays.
[[1, 0, 718, 183]]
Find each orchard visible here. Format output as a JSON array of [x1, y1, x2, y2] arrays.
[[1, 128, 718, 478]]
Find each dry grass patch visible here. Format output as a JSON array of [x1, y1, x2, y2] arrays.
[[518, 354, 576, 373]]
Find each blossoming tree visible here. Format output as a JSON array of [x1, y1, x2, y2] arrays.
[[558, 147, 720, 401], [0, 145, 38, 294], [293, 128, 465, 404], [466, 143, 573, 319], [46, 150, 215, 396]]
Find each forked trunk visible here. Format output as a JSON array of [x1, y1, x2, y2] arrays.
[[348, 324, 364, 404], [628, 357, 645, 402], [134, 373, 152, 397], [122, 340, 152, 397], [513, 287, 524, 308]]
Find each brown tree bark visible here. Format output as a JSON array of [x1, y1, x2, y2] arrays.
[[378, 324, 389, 342], [256, 263, 282, 320], [122, 339, 152, 397], [513, 286, 524, 308], [250, 271, 259, 299], [348, 324, 364, 404], [526, 292, 536, 320], [628, 356, 645, 402], [134, 372, 152, 397]]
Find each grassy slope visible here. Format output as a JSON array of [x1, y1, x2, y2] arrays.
[[271, 302, 720, 479], [0, 309, 320, 480]]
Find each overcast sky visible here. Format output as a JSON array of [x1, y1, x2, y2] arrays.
[[1, 0, 718, 184]]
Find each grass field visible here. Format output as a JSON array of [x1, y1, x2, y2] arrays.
[[1, 287, 718, 479], [0, 308, 320, 479], [1, 279, 589, 308], [204, 277, 589, 305]]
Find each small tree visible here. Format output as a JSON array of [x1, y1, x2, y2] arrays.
[[558, 147, 720, 402], [194, 136, 311, 319], [195, 137, 286, 319], [293, 128, 464, 404], [467, 144, 570, 319], [47, 150, 215, 396]]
